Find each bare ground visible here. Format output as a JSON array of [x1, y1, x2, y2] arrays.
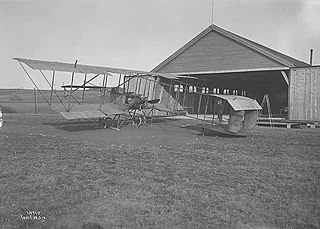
[[0, 114, 320, 229]]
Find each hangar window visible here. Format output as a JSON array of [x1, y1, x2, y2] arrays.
[[189, 85, 197, 93], [223, 89, 230, 95], [201, 87, 209, 94], [189, 86, 197, 93], [174, 84, 184, 93], [174, 85, 179, 92]]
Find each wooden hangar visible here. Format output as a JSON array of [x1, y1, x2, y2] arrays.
[[151, 24, 320, 123]]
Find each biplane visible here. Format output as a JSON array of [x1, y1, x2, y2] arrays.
[[13, 58, 183, 129], [13, 58, 262, 136]]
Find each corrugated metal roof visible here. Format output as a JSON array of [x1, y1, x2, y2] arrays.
[[209, 94, 262, 111], [152, 24, 309, 73], [13, 58, 179, 79]]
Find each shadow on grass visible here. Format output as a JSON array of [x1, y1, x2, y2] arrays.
[[182, 124, 247, 138], [45, 116, 171, 132], [45, 120, 102, 132]]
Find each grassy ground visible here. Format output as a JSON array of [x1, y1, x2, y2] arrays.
[[0, 114, 319, 229]]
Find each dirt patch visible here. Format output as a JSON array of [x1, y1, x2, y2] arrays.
[[1, 114, 320, 229]]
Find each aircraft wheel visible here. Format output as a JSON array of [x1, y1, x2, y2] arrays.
[[132, 116, 142, 126], [104, 117, 112, 128]]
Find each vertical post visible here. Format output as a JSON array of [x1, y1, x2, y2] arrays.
[[143, 76, 148, 97], [146, 77, 151, 99], [100, 75, 106, 106], [220, 100, 226, 124], [310, 49, 313, 66], [204, 95, 209, 121], [134, 76, 139, 94], [103, 75, 108, 103], [167, 79, 173, 106], [212, 97, 217, 124], [68, 73, 75, 111], [49, 71, 55, 105], [137, 76, 142, 95], [118, 74, 122, 87], [68, 60, 77, 111], [81, 73, 87, 104], [152, 77, 157, 100], [197, 92, 203, 119], [126, 75, 131, 93], [182, 79, 189, 107], [34, 88, 38, 114]]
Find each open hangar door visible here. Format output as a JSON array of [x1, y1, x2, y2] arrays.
[[191, 70, 289, 116]]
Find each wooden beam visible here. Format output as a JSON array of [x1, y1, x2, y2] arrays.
[[281, 71, 290, 85], [171, 67, 290, 76]]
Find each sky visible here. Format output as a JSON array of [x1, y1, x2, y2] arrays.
[[1, 0, 320, 89]]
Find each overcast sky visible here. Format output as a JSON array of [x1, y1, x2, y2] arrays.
[[1, 0, 319, 89]]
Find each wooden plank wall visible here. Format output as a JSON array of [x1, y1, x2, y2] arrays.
[[289, 67, 320, 121], [157, 31, 283, 73]]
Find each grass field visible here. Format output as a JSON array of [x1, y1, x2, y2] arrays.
[[0, 114, 320, 229]]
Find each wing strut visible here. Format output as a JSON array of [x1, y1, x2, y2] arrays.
[[17, 61, 49, 104], [81, 74, 87, 104], [38, 70, 68, 111]]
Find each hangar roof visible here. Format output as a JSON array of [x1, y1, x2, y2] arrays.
[[152, 24, 309, 74]]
